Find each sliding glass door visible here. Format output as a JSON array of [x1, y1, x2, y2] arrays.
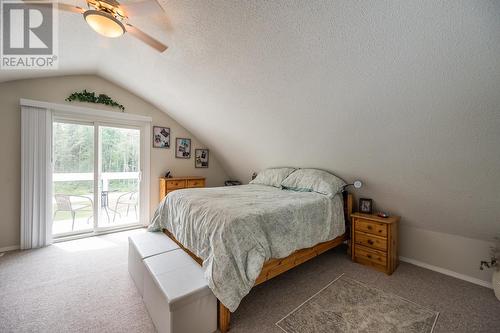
[[98, 125, 141, 229], [52, 121, 95, 236], [52, 120, 144, 238]]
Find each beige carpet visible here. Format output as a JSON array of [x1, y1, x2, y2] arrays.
[[1, 229, 499, 333], [0, 230, 155, 333]]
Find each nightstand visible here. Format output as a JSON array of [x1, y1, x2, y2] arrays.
[[351, 212, 400, 275]]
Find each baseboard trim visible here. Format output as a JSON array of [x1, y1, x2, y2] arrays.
[[399, 256, 492, 289], [0, 245, 20, 253]]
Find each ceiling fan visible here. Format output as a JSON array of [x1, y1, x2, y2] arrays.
[[28, 0, 168, 52]]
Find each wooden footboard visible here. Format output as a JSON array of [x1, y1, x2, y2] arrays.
[[163, 193, 353, 333]]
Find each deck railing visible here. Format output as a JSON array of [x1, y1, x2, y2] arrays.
[[53, 172, 139, 191]]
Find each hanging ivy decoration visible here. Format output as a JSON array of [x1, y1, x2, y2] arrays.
[[66, 90, 125, 111]]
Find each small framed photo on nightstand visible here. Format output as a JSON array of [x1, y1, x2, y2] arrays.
[[359, 198, 373, 214]]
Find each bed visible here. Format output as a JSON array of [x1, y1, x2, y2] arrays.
[[148, 171, 352, 333]]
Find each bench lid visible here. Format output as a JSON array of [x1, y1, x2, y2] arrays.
[[129, 232, 179, 259], [144, 250, 213, 311]]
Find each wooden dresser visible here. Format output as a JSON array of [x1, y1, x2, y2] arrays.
[[351, 212, 400, 275], [159, 176, 205, 201]]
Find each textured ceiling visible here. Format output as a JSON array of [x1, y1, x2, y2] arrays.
[[1, 0, 499, 240]]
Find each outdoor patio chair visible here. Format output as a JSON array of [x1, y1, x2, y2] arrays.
[[53, 194, 93, 231], [113, 191, 139, 223], [113, 191, 138, 222]]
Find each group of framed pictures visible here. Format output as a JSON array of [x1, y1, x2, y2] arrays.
[[153, 126, 209, 168]]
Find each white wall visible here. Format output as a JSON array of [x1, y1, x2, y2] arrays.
[[0, 75, 229, 250], [400, 225, 494, 286]]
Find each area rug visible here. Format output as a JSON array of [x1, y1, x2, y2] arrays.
[[276, 274, 439, 333]]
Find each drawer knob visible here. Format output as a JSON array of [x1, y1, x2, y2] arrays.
[[367, 240, 374, 245]]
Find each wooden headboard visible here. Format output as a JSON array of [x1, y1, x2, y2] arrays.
[[343, 191, 353, 223], [343, 191, 354, 244]]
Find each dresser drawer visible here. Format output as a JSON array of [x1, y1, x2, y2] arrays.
[[186, 179, 205, 188], [355, 232, 387, 251], [354, 245, 387, 266], [160, 177, 206, 203], [166, 179, 186, 189], [355, 219, 387, 237]]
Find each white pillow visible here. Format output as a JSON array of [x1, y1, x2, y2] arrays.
[[281, 168, 346, 197], [249, 167, 296, 188]]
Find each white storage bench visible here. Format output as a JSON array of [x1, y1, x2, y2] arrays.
[[143, 250, 217, 333], [128, 231, 179, 295]]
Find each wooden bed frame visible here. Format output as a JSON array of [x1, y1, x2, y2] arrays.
[[163, 192, 353, 333]]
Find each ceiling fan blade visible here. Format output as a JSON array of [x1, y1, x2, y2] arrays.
[[57, 3, 85, 14], [120, 0, 164, 17], [21, 1, 85, 14], [125, 23, 167, 52]]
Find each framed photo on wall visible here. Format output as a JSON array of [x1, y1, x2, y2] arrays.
[[195, 149, 209, 168], [359, 198, 373, 214], [153, 126, 170, 148], [175, 138, 191, 158]]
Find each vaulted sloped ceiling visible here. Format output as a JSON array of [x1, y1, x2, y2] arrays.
[[1, 1, 499, 240]]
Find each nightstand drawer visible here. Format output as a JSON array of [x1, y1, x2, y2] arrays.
[[186, 179, 205, 188], [354, 245, 387, 266], [355, 219, 387, 237], [355, 232, 387, 251], [166, 180, 186, 189]]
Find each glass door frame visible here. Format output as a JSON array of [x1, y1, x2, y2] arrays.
[[51, 118, 96, 239], [52, 109, 151, 239], [95, 121, 143, 233]]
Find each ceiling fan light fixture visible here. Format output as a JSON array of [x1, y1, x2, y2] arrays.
[[83, 10, 125, 38]]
